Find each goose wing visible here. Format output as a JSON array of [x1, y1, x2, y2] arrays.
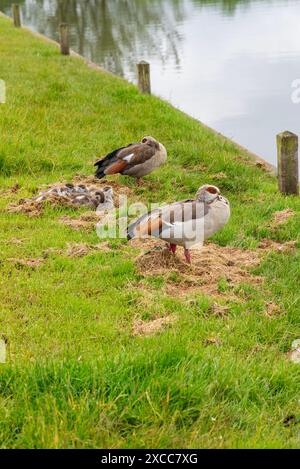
[[127, 200, 211, 240], [95, 142, 156, 179]]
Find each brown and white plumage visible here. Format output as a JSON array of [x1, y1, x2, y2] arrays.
[[127, 185, 230, 263], [94, 136, 167, 182]]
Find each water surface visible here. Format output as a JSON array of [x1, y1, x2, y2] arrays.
[[1, 0, 300, 166]]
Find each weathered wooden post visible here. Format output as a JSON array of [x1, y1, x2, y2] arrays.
[[277, 131, 299, 195], [137, 61, 151, 94], [59, 23, 70, 55], [12, 4, 21, 28]]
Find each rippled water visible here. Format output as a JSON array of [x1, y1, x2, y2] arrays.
[[1, 0, 300, 166]]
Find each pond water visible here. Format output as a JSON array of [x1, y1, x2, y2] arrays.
[[1, 0, 300, 167]]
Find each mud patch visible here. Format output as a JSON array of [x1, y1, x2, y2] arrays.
[[132, 315, 176, 337], [133, 240, 262, 297]]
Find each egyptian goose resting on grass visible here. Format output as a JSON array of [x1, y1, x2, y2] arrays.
[[127, 185, 230, 264], [94, 136, 167, 184]]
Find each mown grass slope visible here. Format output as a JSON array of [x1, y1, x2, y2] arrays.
[[1, 15, 300, 448]]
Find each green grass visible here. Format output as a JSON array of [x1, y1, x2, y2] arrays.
[[1, 14, 300, 448]]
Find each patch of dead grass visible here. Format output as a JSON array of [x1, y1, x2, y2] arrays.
[[59, 212, 102, 232], [258, 239, 296, 253], [65, 243, 95, 258], [1, 237, 25, 246], [133, 240, 262, 297], [204, 336, 222, 346], [8, 200, 44, 218], [7, 258, 44, 268], [265, 301, 283, 317], [235, 154, 273, 173], [1, 183, 20, 196], [212, 172, 227, 180], [271, 209, 295, 226], [132, 236, 296, 303], [211, 303, 231, 318], [44, 242, 112, 258], [132, 315, 176, 337]]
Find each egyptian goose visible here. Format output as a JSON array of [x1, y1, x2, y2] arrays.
[[94, 136, 167, 184], [127, 185, 230, 263]]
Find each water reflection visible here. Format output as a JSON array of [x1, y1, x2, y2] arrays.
[[1, 0, 300, 166], [193, 0, 258, 15], [0, 0, 185, 77]]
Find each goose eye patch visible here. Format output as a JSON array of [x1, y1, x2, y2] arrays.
[[207, 187, 218, 194]]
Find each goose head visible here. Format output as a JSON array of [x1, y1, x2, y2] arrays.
[[196, 184, 221, 204], [140, 136, 160, 150]]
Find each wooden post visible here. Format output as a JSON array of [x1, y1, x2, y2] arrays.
[[59, 23, 70, 55], [137, 61, 151, 94], [12, 4, 21, 28], [277, 131, 299, 195]]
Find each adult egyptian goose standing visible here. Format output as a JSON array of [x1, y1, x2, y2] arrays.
[[94, 136, 167, 184], [127, 185, 230, 263]]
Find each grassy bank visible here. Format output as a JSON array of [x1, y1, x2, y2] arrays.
[[1, 14, 300, 448]]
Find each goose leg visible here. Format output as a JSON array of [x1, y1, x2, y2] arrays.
[[136, 177, 142, 186], [184, 248, 191, 264], [169, 243, 177, 254]]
